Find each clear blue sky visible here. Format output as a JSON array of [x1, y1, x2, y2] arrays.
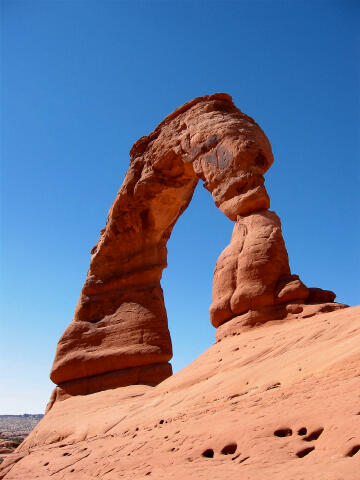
[[1, 1, 359, 414]]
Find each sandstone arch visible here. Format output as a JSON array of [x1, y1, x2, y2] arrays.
[[48, 94, 345, 409]]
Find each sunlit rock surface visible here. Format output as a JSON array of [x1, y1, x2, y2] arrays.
[[47, 94, 345, 404], [1, 307, 359, 479]]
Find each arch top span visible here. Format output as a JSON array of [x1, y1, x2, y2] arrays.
[[47, 94, 345, 410], [128, 92, 273, 222], [130, 92, 234, 156]]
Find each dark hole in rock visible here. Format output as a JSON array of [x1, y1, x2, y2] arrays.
[[44, 462, 49, 466], [255, 153, 267, 168], [298, 427, 307, 436], [303, 428, 324, 442], [221, 443, 237, 455], [63, 452, 71, 456], [296, 447, 315, 458], [274, 428, 292, 437], [346, 445, 360, 457], [202, 448, 214, 458], [159, 420, 164, 424]]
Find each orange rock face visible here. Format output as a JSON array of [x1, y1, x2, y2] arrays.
[[210, 210, 345, 332], [210, 211, 295, 327], [48, 93, 346, 404], [1, 307, 359, 480]]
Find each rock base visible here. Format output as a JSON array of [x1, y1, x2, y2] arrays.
[[216, 302, 348, 341], [46, 362, 172, 412]]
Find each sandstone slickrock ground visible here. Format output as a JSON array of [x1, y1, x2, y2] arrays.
[[2, 306, 359, 479]]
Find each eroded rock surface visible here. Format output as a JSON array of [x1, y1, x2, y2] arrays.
[[48, 93, 346, 404], [210, 210, 346, 335], [2, 307, 359, 480]]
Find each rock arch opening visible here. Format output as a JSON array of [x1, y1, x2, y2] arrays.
[[47, 94, 346, 411], [162, 180, 232, 373]]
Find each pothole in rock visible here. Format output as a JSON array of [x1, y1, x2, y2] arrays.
[[296, 446, 315, 458], [303, 428, 324, 442], [202, 448, 214, 458], [221, 443, 237, 455], [346, 445, 360, 457], [274, 428, 292, 437]]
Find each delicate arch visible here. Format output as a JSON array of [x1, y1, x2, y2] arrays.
[[48, 93, 342, 409]]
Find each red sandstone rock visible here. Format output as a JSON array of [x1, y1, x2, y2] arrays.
[[210, 211, 293, 327], [46, 363, 171, 413], [209, 212, 343, 331], [215, 301, 348, 341], [2, 306, 359, 480], [50, 94, 275, 395], [48, 93, 346, 404], [307, 287, 336, 303]]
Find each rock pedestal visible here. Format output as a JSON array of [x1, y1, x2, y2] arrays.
[[210, 210, 345, 341]]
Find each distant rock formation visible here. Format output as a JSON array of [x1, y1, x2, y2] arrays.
[[0, 415, 43, 467], [48, 94, 346, 409]]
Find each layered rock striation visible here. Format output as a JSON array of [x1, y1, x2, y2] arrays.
[[48, 93, 346, 407]]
